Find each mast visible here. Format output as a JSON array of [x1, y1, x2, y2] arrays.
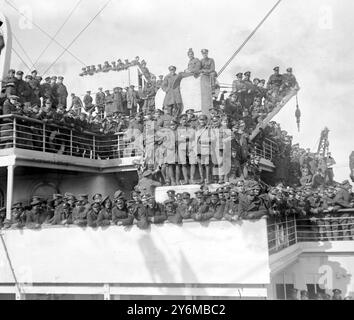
[[0, 12, 12, 81]]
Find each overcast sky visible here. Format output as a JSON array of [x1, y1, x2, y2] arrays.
[[2, 0, 354, 183]]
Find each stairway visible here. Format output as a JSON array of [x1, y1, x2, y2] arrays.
[[250, 88, 300, 141]]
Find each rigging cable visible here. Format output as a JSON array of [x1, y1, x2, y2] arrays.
[[11, 47, 32, 72], [42, 0, 112, 75], [31, 0, 83, 70], [12, 32, 34, 67], [4, 0, 87, 67], [217, 0, 283, 77], [0, 232, 23, 297]]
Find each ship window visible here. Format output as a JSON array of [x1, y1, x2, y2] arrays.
[[275, 283, 295, 300]]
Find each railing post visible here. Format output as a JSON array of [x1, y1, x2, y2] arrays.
[[13, 117, 16, 148], [263, 142, 266, 159], [70, 130, 73, 156], [285, 215, 289, 248], [294, 214, 298, 244], [43, 123, 46, 152], [93, 136, 96, 159]]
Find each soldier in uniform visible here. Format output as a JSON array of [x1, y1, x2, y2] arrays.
[[112, 198, 129, 225], [69, 93, 83, 115], [47, 194, 65, 225], [332, 289, 343, 300], [267, 67, 284, 102], [105, 89, 115, 116], [280, 67, 299, 94], [176, 114, 191, 185], [333, 180, 353, 240], [127, 85, 139, 116], [4, 202, 26, 229], [25, 200, 42, 229], [136, 170, 161, 195], [164, 119, 178, 186], [95, 87, 106, 115], [223, 190, 241, 222], [50, 76, 59, 107], [71, 194, 91, 227], [142, 82, 156, 114], [196, 114, 211, 184], [164, 199, 183, 224], [191, 190, 211, 221], [239, 181, 270, 220], [56, 76, 68, 108], [83, 91, 95, 115], [1, 69, 17, 94], [207, 192, 225, 220], [175, 192, 195, 220], [200, 49, 217, 90], [15, 71, 31, 104], [113, 87, 124, 114], [143, 195, 167, 225], [87, 202, 101, 228], [161, 66, 183, 118]]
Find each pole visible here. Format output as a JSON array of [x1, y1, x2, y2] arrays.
[[6, 165, 14, 220], [217, 0, 283, 77]]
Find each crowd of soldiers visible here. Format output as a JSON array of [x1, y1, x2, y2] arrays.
[[1, 175, 353, 238], [288, 288, 351, 300], [79, 56, 152, 81]]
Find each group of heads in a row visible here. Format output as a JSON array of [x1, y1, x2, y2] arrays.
[[79, 56, 148, 76]]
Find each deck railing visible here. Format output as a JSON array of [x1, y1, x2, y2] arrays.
[[1, 114, 278, 163], [267, 211, 354, 254], [0, 114, 143, 160]]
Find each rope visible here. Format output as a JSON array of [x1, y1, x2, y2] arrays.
[[217, 0, 283, 77], [42, 0, 112, 75], [31, 0, 83, 70], [4, 0, 87, 67], [0, 232, 23, 297], [11, 47, 32, 73]]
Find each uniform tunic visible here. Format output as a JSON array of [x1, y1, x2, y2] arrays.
[[161, 74, 183, 107]]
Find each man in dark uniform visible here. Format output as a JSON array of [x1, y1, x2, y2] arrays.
[[1, 69, 17, 91], [143, 195, 167, 224], [69, 93, 83, 115], [14, 71, 30, 104], [162, 66, 183, 118], [95, 87, 106, 114], [164, 199, 183, 224], [40, 77, 53, 105], [47, 194, 65, 225], [281, 67, 299, 94], [200, 49, 217, 90], [208, 192, 225, 220], [72, 194, 91, 227], [332, 289, 343, 300], [176, 192, 195, 220], [191, 190, 211, 221], [83, 91, 94, 114], [239, 181, 270, 220], [267, 67, 283, 101], [56, 76, 68, 108], [50, 76, 59, 107], [25, 200, 42, 229], [223, 190, 241, 222]]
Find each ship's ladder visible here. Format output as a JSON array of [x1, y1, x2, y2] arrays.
[[249, 87, 300, 141]]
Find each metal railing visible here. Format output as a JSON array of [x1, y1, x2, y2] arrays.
[[267, 212, 354, 254], [0, 115, 143, 160], [255, 138, 278, 161]]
